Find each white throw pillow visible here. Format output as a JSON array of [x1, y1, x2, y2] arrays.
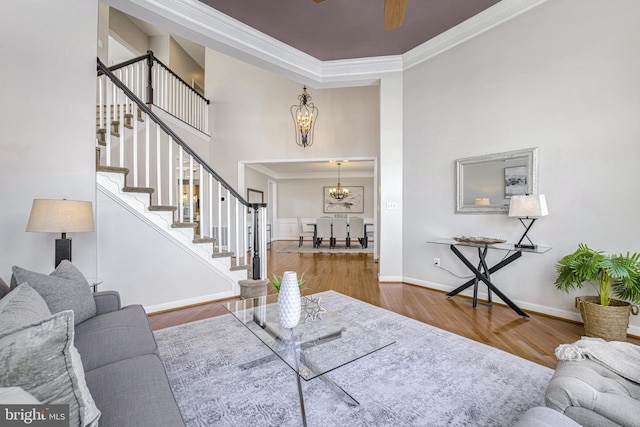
[[0, 310, 101, 426]]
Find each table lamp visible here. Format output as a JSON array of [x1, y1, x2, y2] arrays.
[[508, 194, 548, 249], [26, 199, 95, 267]]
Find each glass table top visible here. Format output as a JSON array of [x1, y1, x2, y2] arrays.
[[223, 295, 395, 380], [427, 237, 551, 254]]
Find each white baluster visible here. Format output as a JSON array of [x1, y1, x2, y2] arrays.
[[188, 155, 194, 224], [178, 147, 184, 223], [144, 110, 149, 188], [198, 165, 204, 238], [156, 130, 162, 205], [168, 137, 173, 207]]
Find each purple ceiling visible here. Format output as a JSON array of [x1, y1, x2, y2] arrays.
[[198, 0, 501, 61]]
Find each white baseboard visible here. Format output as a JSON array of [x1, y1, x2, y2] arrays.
[[145, 290, 236, 314], [401, 276, 640, 337]]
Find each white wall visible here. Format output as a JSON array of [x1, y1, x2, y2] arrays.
[[97, 190, 236, 310], [110, 7, 147, 55], [0, 0, 98, 281], [403, 0, 640, 333], [205, 50, 380, 189], [277, 178, 375, 219]]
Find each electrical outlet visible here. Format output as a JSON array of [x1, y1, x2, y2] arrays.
[[433, 257, 441, 267]]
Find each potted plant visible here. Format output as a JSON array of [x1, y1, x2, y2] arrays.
[[554, 243, 640, 341], [270, 272, 305, 292]]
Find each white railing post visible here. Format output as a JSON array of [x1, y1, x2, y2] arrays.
[[188, 155, 194, 224], [178, 147, 184, 223], [198, 166, 204, 238], [156, 129, 162, 205]]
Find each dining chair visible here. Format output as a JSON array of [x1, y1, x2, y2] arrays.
[[331, 217, 348, 249], [315, 217, 332, 247], [297, 217, 315, 247], [347, 216, 365, 248]]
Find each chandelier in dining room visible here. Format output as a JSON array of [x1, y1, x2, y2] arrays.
[[329, 162, 349, 200]]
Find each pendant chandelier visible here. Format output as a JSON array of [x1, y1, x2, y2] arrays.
[[329, 162, 349, 200], [290, 86, 318, 148]]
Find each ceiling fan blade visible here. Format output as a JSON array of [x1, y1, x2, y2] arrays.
[[384, 0, 407, 31], [312, 0, 325, 3]]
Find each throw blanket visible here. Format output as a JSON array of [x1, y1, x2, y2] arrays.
[[555, 337, 640, 384]]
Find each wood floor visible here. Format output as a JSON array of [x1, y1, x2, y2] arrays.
[[149, 241, 640, 369]]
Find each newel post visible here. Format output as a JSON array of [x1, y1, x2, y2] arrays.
[[251, 205, 261, 279], [146, 50, 154, 105]]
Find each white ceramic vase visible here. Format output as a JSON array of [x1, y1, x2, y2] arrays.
[[278, 271, 301, 329]]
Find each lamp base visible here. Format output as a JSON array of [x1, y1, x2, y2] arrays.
[[55, 237, 72, 267]]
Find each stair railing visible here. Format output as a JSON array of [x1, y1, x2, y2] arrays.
[[105, 51, 209, 135], [97, 58, 266, 280]]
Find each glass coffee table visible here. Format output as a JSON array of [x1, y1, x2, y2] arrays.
[[223, 294, 395, 426]]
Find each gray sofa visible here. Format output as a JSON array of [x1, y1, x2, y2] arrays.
[[75, 290, 186, 427], [0, 264, 185, 427]]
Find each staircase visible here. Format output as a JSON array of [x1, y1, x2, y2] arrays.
[[96, 57, 267, 300]]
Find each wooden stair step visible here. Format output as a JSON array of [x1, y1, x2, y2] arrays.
[[149, 205, 177, 212], [172, 222, 198, 229], [230, 264, 251, 271], [123, 186, 154, 194], [97, 166, 129, 175]]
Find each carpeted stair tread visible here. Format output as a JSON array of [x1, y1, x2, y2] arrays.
[[213, 251, 234, 258], [96, 129, 106, 146], [193, 237, 215, 244], [149, 205, 177, 212], [172, 222, 198, 229], [97, 166, 129, 175], [123, 186, 154, 194]]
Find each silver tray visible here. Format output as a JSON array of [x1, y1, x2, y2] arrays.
[[453, 236, 506, 244]]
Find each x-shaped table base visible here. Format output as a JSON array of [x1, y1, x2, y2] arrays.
[[446, 244, 529, 318]]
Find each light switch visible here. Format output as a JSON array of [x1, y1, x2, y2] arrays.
[[386, 202, 398, 210]]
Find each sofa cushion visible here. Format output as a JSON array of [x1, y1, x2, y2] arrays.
[[74, 305, 158, 372], [545, 359, 640, 426], [85, 354, 185, 427], [0, 310, 101, 426], [11, 260, 96, 324], [0, 276, 9, 299], [0, 283, 52, 332]]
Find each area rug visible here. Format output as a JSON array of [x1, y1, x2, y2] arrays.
[[155, 291, 553, 426], [276, 241, 373, 254]]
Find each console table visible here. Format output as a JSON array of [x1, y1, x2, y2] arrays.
[[427, 238, 551, 318]]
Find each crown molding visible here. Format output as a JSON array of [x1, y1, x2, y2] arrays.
[[107, 0, 547, 87], [403, 0, 549, 69], [246, 164, 374, 181]]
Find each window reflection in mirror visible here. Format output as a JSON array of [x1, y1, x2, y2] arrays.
[[455, 148, 538, 214]]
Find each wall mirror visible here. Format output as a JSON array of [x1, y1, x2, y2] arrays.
[[455, 147, 538, 214]]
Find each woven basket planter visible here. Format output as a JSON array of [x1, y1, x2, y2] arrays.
[[575, 296, 639, 341]]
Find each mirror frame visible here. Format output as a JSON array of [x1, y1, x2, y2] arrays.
[[247, 188, 264, 213], [455, 147, 538, 214]]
